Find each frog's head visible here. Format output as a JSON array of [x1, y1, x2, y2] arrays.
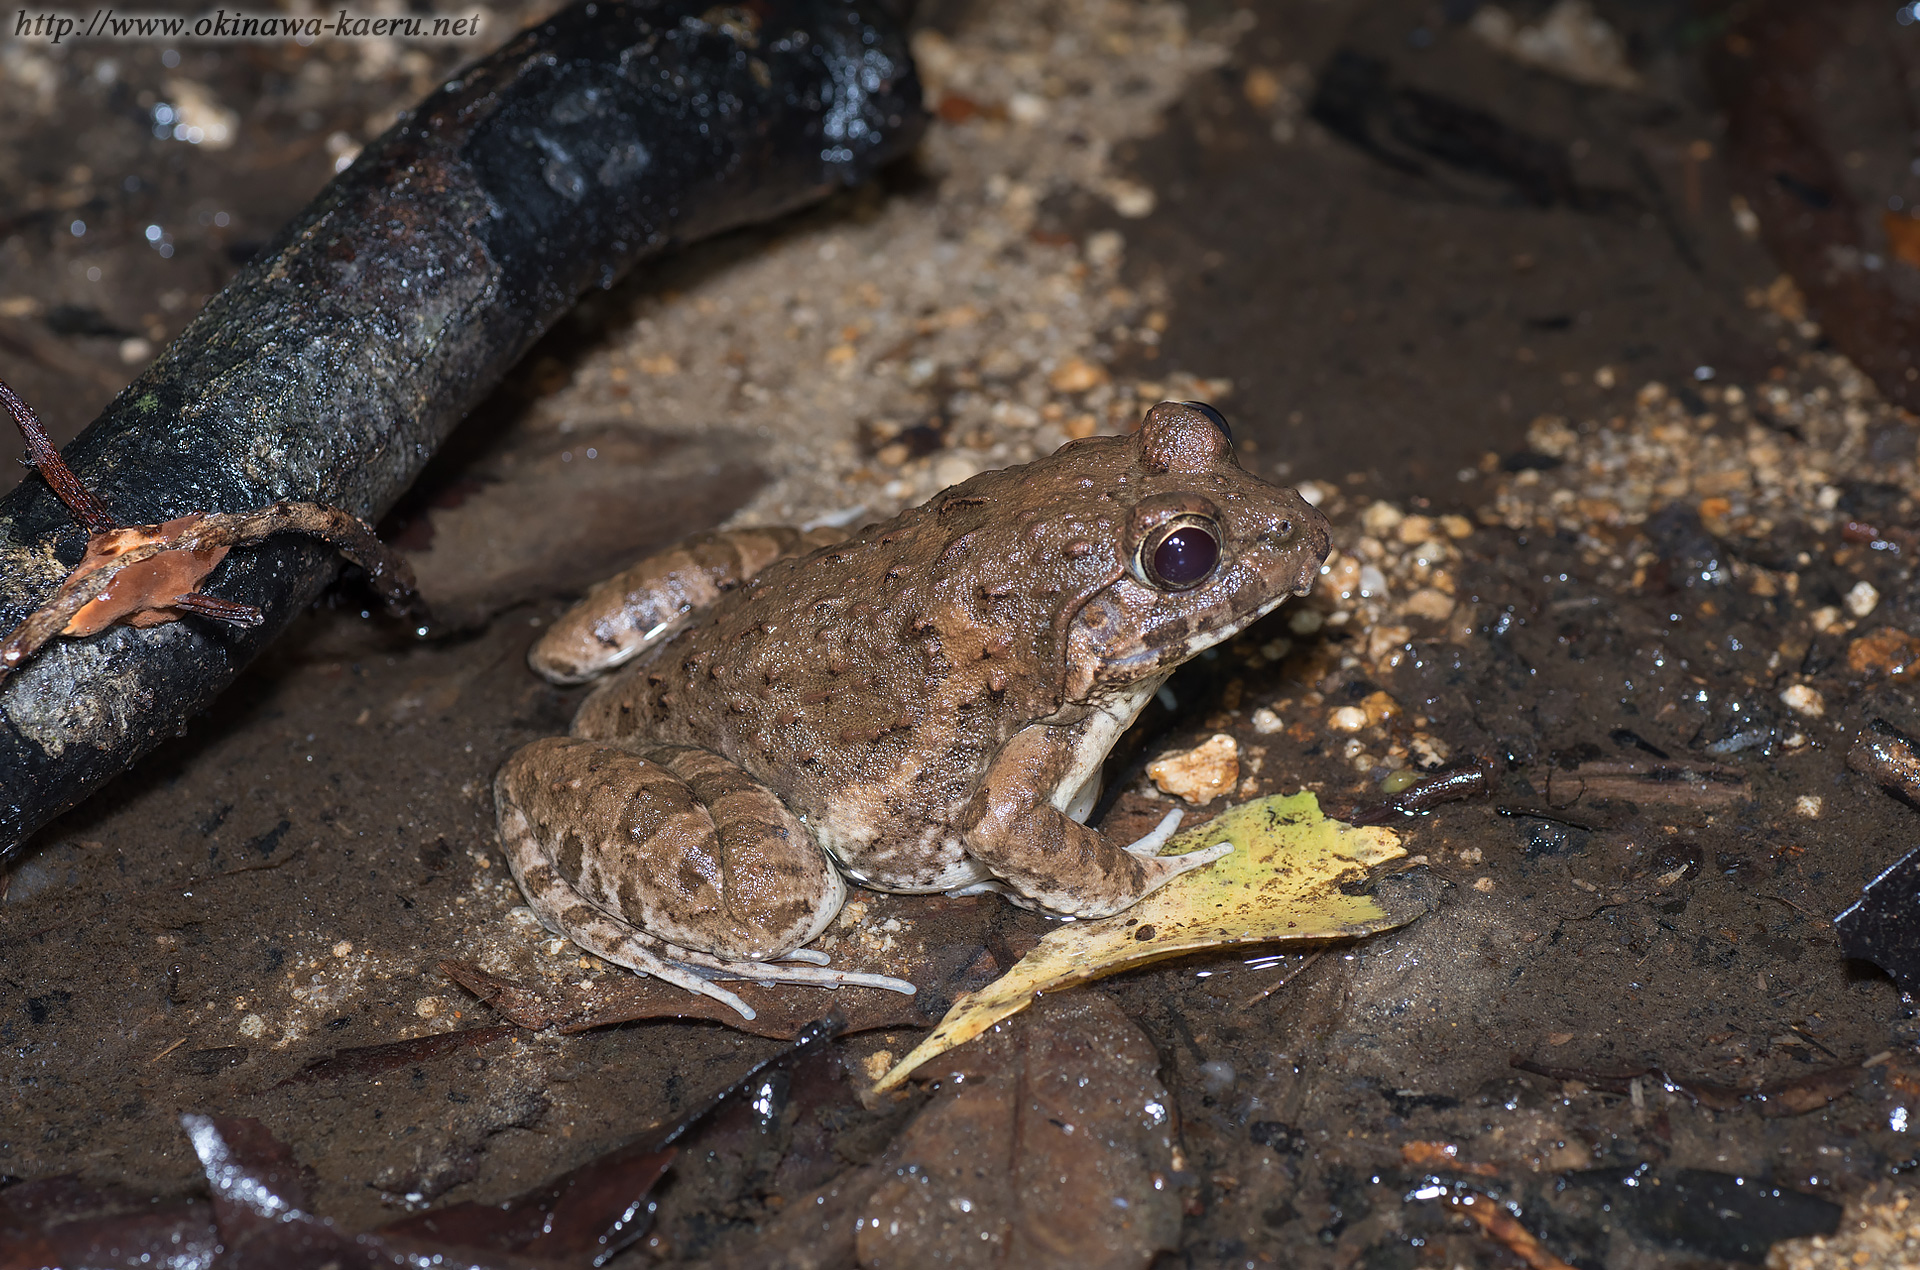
[[1062, 400, 1330, 700]]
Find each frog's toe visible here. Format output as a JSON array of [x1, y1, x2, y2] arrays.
[[710, 960, 917, 996], [1122, 808, 1186, 858], [604, 940, 760, 1020], [1169, 839, 1234, 873], [946, 878, 1016, 900], [779, 948, 832, 965]]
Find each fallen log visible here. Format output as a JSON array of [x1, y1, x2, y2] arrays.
[[0, 0, 923, 855]]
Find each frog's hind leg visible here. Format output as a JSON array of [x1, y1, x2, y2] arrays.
[[495, 737, 912, 1021], [528, 525, 846, 684], [502, 830, 762, 1019]]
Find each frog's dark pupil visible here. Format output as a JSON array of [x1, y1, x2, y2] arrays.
[[1152, 525, 1217, 587]]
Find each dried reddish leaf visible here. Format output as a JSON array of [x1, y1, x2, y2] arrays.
[[1450, 1192, 1578, 1270], [60, 517, 227, 635], [1399, 1141, 1499, 1177], [269, 1023, 518, 1089]]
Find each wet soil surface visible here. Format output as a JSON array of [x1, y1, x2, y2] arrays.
[[8, 1, 1920, 1267]]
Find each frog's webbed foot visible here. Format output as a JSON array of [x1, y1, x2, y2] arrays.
[[946, 878, 1017, 900], [1128, 808, 1234, 879], [1158, 837, 1234, 875], [599, 934, 762, 1020], [524, 890, 766, 1019], [675, 947, 916, 997], [1121, 808, 1186, 858]]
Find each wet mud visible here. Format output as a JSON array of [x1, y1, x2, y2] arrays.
[[8, 0, 1920, 1267]]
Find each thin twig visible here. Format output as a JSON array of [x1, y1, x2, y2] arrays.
[[1245, 950, 1323, 1006], [0, 375, 118, 533]]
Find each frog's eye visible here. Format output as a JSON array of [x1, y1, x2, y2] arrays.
[[1180, 401, 1233, 444], [1140, 515, 1221, 590]]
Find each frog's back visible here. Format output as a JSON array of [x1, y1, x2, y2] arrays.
[[571, 443, 1136, 833]]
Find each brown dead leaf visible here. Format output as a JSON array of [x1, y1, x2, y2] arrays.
[[701, 993, 1180, 1270]]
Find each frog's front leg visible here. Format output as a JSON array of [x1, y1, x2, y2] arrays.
[[958, 725, 1232, 919], [530, 525, 846, 684], [495, 737, 914, 1020]]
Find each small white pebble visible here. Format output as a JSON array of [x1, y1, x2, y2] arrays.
[[1329, 705, 1368, 732], [1147, 733, 1240, 803], [331, 940, 353, 958], [1250, 707, 1283, 734], [1473, 877, 1495, 893], [415, 996, 443, 1019], [238, 1013, 266, 1038], [1007, 91, 1049, 123], [1810, 606, 1848, 635], [1780, 684, 1826, 718], [1845, 580, 1880, 619], [1795, 795, 1823, 818], [1458, 846, 1484, 865], [1360, 502, 1405, 537]]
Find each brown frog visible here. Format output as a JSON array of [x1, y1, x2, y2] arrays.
[[495, 401, 1331, 1018]]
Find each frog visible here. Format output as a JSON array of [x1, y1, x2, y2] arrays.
[[494, 400, 1331, 1019]]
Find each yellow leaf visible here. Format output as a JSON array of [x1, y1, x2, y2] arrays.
[[874, 792, 1413, 1092]]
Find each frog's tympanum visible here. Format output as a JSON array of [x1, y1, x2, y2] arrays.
[[495, 401, 1331, 1018]]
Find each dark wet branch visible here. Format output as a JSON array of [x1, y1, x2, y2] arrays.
[[0, 0, 924, 857]]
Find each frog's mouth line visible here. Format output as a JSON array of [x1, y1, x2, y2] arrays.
[[1179, 586, 1297, 659]]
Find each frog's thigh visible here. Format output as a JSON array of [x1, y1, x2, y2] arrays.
[[494, 737, 843, 962]]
